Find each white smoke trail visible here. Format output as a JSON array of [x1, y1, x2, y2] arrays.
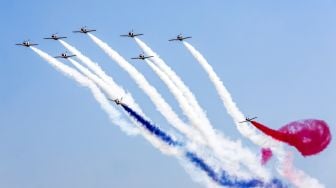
[[30, 46, 178, 155], [68, 58, 154, 135], [183, 41, 324, 188], [87, 34, 238, 176], [31, 46, 137, 136], [68, 58, 119, 101], [59, 40, 145, 119], [134, 38, 207, 124], [88, 34, 267, 179], [88, 33, 205, 145], [30, 47, 230, 188], [146, 60, 254, 177], [279, 153, 324, 188], [135, 39, 270, 180], [182, 41, 276, 147], [145, 59, 201, 126]]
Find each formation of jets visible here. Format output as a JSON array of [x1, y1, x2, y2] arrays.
[[16, 28, 192, 106], [240, 117, 257, 123], [131, 53, 154, 60]]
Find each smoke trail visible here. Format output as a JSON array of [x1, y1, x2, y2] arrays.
[[136, 39, 270, 180], [251, 120, 331, 157], [30, 47, 137, 135], [67, 58, 152, 136], [134, 37, 207, 124], [121, 103, 181, 146], [280, 153, 324, 188], [31, 47, 227, 188], [121, 103, 285, 188], [261, 148, 273, 165], [87, 34, 268, 179], [145, 59, 204, 135], [59, 40, 145, 119], [31, 47, 285, 188], [30, 47, 178, 155], [87, 33, 204, 145], [30, 46, 259, 188], [67, 58, 130, 103], [183, 41, 324, 188], [183, 41, 276, 147], [68, 58, 117, 99], [185, 152, 285, 188]]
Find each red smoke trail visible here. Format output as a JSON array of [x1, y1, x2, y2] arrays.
[[251, 119, 331, 156], [261, 148, 273, 165]]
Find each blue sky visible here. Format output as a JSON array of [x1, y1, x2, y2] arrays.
[[1, 0, 335, 187]]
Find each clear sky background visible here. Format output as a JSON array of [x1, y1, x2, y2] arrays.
[[1, 0, 335, 187]]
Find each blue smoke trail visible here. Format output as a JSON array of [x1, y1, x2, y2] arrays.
[[186, 152, 285, 188], [121, 104, 285, 187], [121, 104, 181, 146]]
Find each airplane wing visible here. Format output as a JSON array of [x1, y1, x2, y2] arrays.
[[30, 44, 38, 46], [250, 117, 257, 121], [72, 31, 82, 33], [145, 56, 154, 59], [183, 37, 192, 40], [120, 34, 130, 37], [58, 37, 67, 39], [86, 29, 96, 33], [133, 34, 143, 37], [43, 37, 53, 39], [15, 44, 23, 46], [54, 56, 63, 58], [67, 55, 76, 58], [168, 39, 178, 41], [131, 57, 141, 59]]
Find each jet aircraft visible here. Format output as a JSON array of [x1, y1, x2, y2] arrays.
[[120, 30, 143, 38], [15, 40, 38, 47], [55, 52, 76, 59], [73, 26, 96, 34], [168, 34, 192, 41], [131, 53, 154, 60], [240, 117, 258, 123], [44, 33, 67, 40], [109, 98, 123, 105]]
